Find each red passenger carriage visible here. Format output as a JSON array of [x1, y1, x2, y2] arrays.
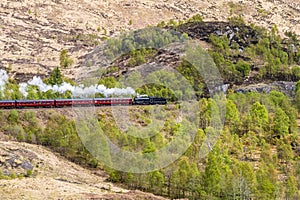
[[94, 98, 132, 106], [0, 100, 15, 108], [16, 100, 55, 108], [55, 99, 94, 107]]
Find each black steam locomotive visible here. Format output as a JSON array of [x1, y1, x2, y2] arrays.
[[133, 95, 167, 105]]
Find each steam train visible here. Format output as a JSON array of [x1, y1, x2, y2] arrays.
[[0, 95, 167, 109]]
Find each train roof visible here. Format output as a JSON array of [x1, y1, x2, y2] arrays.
[[94, 97, 132, 100], [55, 98, 132, 101], [149, 96, 167, 99], [137, 94, 149, 98], [55, 98, 93, 101], [0, 100, 15, 102], [135, 95, 166, 99], [16, 99, 55, 102]]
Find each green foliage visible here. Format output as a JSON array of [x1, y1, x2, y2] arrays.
[[187, 14, 203, 23], [25, 170, 33, 177], [10, 172, 16, 179], [23, 111, 37, 124], [256, 165, 277, 199], [296, 80, 300, 111], [135, 68, 196, 101], [128, 49, 149, 67], [228, 15, 246, 26], [249, 102, 269, 133], [47, 67, 63, 85], [0, 171, 10, 180], [260, 142, 273, 164], [199, 17, 300, 83], [7, 110, 19, 123], [98, 77, 118, 89], [237, 161, 257, 198], [26, 86, 39, 100], [17, 173, 24, 179], [102, 66, 119, 76], [124, 71, 143, 88], [204, 148, 221, 196], [167, 19, 178, 27], [148, 170, 164, 194], [235, 60, 251, 77], [156, 20, 166, 28], [286, 174, 298, 199], [105, 27, 187, 60], [273, 107, 290, 138], [176, 59, 204, 98], [16, 130, 25, 142], [225, 99, 240, 127], [277, 141, 294, 164], [209, 34, 230, 56], [59, 49, 74, 68], [2, 80, 21, 100], [6, 125, 24, 139]]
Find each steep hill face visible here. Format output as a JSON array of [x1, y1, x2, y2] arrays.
[[0, 0, 299, 82], [0, 141, 167, 200]]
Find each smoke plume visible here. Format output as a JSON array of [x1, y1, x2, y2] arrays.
[[20, 76, 136, 98], [0, 70, 135, 98], [0, 69, 9, 92]]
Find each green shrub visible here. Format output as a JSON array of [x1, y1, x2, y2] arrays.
[[10, 172, 16, 179], [26, 170, 33, 177], [7, 110, 19, 123], [235, 60, 251, 76], [59, 49, 74, 68]]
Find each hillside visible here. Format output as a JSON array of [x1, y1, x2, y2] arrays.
[[1, 0, 300, 82], [0, 96, 298, 199], [0, 141, 167, 200], [0, 0, 300, 199]]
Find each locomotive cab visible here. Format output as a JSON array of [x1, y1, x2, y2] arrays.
[[133, 94, 150, 105]]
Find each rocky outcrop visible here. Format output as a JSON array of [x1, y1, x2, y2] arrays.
[[178, 21, 260, 49], [0, 143, 36, 177], [234, 81, 296, 97]]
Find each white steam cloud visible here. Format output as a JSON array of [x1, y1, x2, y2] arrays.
[[0, 69, 9, 92], [19, 76, 136, 97], [0, 70, 135, 98]]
